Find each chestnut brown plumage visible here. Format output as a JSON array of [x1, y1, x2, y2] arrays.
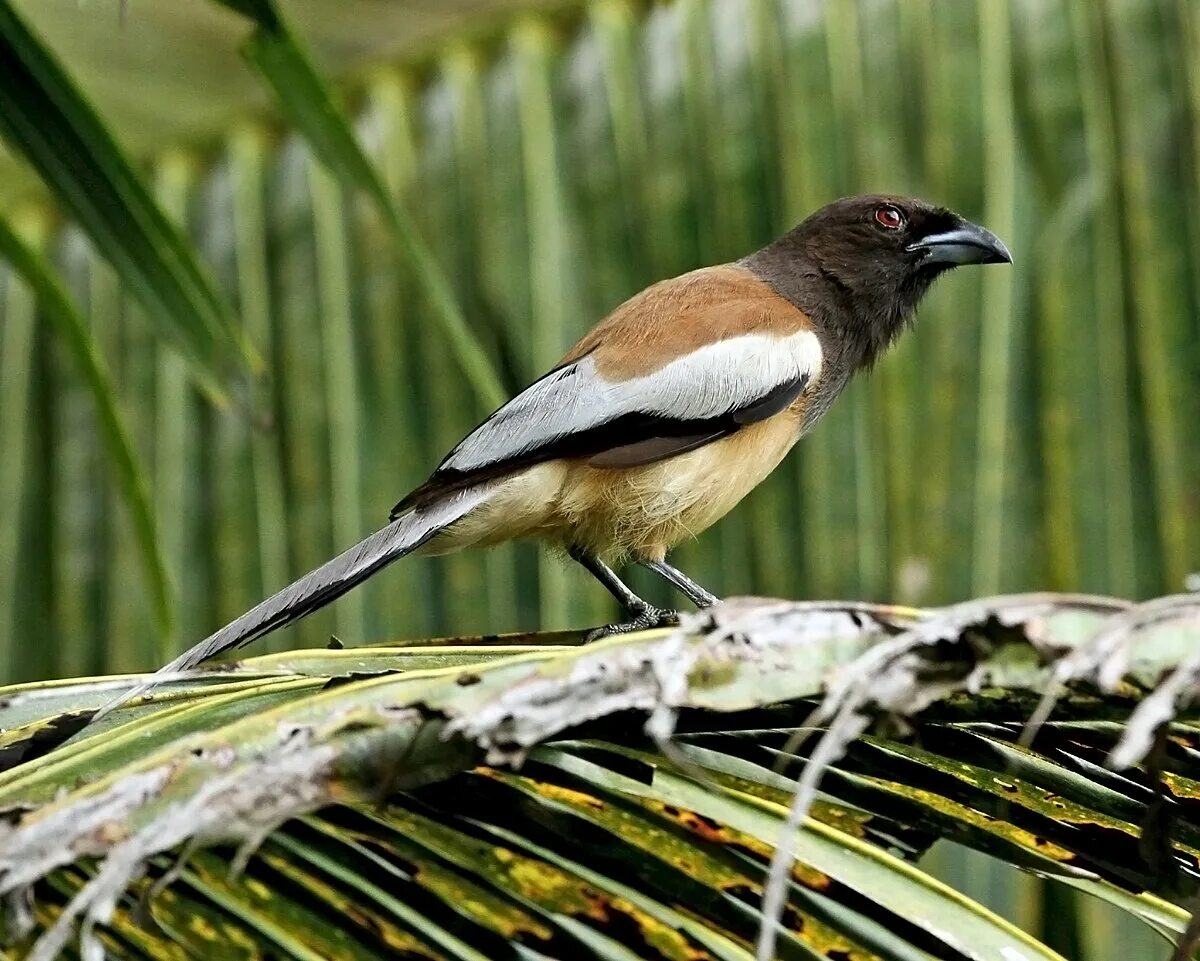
[[114, 194, 1011, 710]]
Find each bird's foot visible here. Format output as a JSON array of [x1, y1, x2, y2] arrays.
[[584, 605, 679, 642]]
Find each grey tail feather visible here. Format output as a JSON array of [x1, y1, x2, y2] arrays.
[[95, 486, 491, 720]]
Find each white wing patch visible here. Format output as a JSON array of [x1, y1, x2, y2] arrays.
[[441, 330, 823, 474]]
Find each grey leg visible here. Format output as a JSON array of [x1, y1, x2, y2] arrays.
[[569, 547, 645, 613], [641, 559, 719, 608], [569, 547, 678, 640]]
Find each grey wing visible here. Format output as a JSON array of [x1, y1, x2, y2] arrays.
[[392, 330, 821, 514]]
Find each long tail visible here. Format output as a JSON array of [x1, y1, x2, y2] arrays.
[[98, 486, 492, 718]]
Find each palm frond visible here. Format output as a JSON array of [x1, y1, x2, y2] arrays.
[[2, 594, 1198, 960], [0, 0, 258, 405]]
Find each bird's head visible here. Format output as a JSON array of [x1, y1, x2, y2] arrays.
[[757, 194, 1012, 365], [798, 194, 1011, 280]]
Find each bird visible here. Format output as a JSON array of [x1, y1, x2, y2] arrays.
[[127, 194, 1010, 700]]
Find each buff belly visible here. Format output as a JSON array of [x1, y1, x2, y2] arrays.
[[417, 405, 805, 562]]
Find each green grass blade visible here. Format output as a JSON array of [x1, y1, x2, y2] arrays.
[[308, 161, 366, 643], [0, 237, 37, 684], [1104, 0, 1197, 591], [228, 126, 292, 647], [150, 152, 198, 660], [971, 0, 1019, 595], [50, 229, 107, 679], [1067, 0, 1139, 598], [0, 213, 173, 641], [1179, 0, 1200, 327], [196, 148, 266, 641], [0, 0, 257, 407], [270, 136, 334, 651]]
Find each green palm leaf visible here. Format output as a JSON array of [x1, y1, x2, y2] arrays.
[[2, 595, 1198, 960], [0, 0, 258, 406]]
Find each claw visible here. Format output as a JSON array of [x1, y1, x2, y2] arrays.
[[584, 605, 679, 642]]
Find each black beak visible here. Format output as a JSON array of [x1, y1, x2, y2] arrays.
[[907, 218, 1013, 266]]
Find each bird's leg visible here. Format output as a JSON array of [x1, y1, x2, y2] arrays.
[[568, 547, 678, 641], [641, 559, 719, 608]]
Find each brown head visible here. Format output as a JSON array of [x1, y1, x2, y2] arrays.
[[743, 194, 1012, 370]]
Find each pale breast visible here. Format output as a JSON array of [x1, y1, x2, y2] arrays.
[[551, 401, 807, 561]]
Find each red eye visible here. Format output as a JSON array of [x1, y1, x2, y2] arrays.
[[874, 205, 905, 230]]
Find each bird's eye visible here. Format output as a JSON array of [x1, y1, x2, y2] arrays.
[[874, 205, 905, 230]]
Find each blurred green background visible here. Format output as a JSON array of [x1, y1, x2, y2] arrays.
[[1, 0, 1198, 956], [5, 0, 1198, 681]]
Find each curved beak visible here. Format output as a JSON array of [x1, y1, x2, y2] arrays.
[[907, 219, 1013, 266]]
